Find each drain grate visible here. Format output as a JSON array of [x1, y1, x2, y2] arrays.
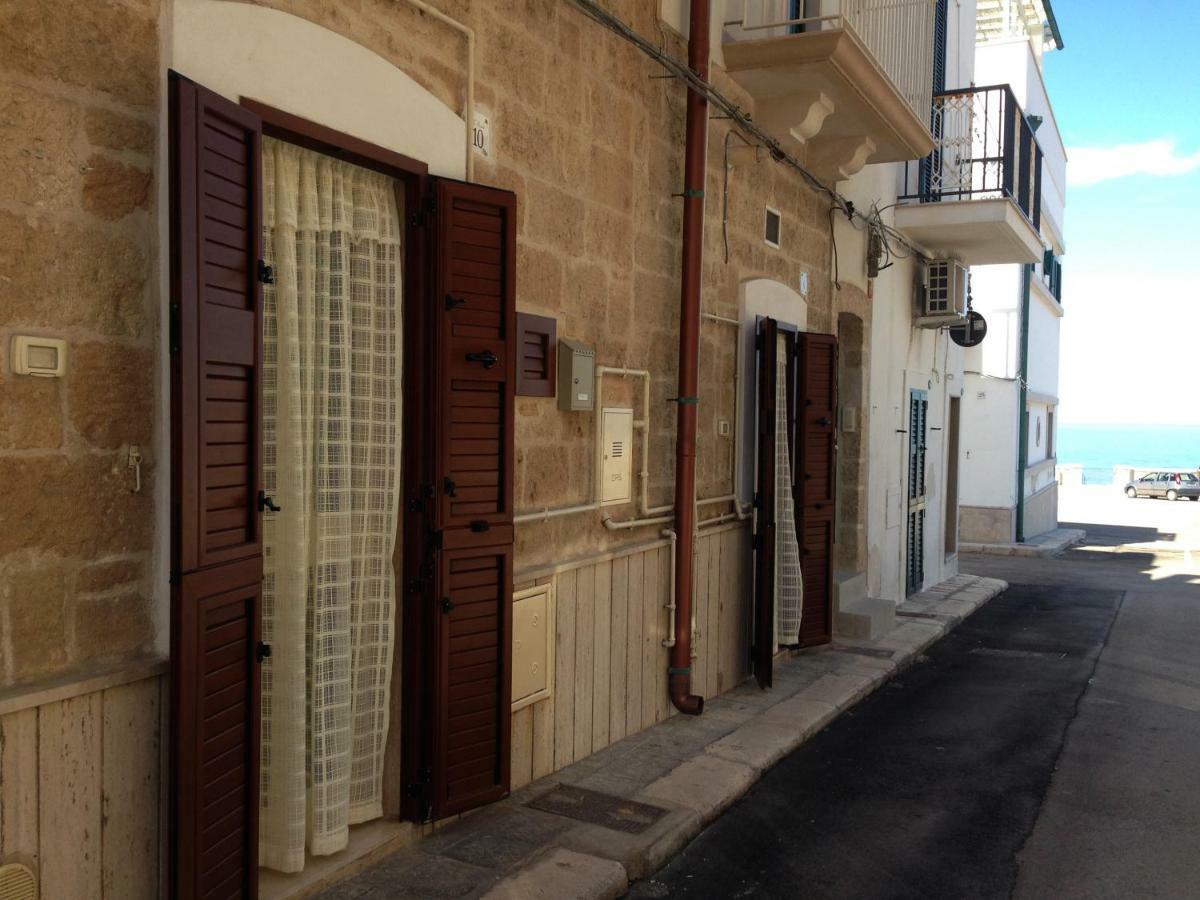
[[970, 647, 1067, 660], [896, 610, 942, 620], [527, 785, 669, 834]]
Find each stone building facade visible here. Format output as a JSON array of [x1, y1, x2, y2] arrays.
[[0, 0, 976, 896]]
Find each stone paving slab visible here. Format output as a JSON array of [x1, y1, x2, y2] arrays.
[[481, 848, 627, 900], [315, 574, 1007, 900]]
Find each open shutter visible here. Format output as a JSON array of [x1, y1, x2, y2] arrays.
[[920, 0, 950, 198], [906, 390, 929, 594], [796, 333, 837, 647], [169, 71, 264, 899], [428, 179, 516, 817], [753, 317, 778, 689]]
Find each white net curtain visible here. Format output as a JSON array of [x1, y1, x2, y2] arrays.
[[259, 137, 403, 874], [774, 333, 804, 645]]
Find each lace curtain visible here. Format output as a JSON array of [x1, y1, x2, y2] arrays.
[[775, 333, 804, 645], [259, 138, 403, 873]]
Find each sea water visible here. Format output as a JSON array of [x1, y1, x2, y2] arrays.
[[1057, 424, 1200, 484]]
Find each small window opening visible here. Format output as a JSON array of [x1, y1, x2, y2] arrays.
[[764, 207, 781, 248]]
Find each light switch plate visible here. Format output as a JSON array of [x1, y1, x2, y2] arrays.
[[11, 335, 67, 377]]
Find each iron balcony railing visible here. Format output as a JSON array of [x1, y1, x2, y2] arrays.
[[724, 0, 937, 123], [900, 84, 1043, 230]]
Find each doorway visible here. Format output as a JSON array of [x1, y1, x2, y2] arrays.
[[945, 395, 960, 557], [906, 389, 929, 594], [168, 72, 517, 898], [753, 321, 837, 687]]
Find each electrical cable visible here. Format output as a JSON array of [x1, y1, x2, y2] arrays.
[[827, 205, 842, 290], [567, 0, 933, 264]]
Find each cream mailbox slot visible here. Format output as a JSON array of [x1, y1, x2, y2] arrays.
[[511, 584, 554, 711]]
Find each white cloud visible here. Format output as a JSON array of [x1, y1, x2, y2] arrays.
[[1067, 139, 1200, 187]]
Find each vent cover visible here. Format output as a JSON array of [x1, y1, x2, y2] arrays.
[[764, 207, 781, 248], [0, 863, 36, 900], [516, 312, 557, 397]]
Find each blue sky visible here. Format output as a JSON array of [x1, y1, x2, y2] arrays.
[[1042, 0, 1200, 425]]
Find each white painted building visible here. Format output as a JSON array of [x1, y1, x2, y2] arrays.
[[958, 0, 1067, 543], [828, 0, 991, 617]]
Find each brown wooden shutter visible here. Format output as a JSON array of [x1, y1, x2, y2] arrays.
[[428, 179, 516, 817], [753, 317, 778, 689], [796, 333, 837, 647], [169, 71, 264, 899]]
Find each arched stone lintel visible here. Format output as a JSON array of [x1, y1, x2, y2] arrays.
[[171, 0, 467, 178]]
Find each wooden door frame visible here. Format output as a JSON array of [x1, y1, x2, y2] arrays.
[[232, 99, 437, 825]]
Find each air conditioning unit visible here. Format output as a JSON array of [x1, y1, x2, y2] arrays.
[[917, 259, 969, 327]]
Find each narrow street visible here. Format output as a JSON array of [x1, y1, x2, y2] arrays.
[[632, 504, 1200, 899]]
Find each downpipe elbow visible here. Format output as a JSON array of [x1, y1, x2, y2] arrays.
[[669, 673, 704, 716]]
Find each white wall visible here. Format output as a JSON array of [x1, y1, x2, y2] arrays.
[[959, 373, 1019, 508], [1026, 287, 1061, 398], [964, 263, 1021, 379], [836, 0, 975, 601], [1026, 400, 1051, 467]]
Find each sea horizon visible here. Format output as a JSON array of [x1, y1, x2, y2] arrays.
[[1057, 423, 1200, 484]]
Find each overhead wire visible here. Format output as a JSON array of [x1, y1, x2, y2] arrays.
[[568, 0, 934, 266]]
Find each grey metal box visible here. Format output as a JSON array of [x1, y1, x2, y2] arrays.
[[557, 338, 595, 411]]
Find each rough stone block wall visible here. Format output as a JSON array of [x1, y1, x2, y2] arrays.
[[239, 0, 836, 571], [0, 0, 848, 688], [0, 0, 159, 689]]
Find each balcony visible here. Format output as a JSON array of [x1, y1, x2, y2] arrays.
[[722, 0, 936, 181], [895, 84, 1045, 265]]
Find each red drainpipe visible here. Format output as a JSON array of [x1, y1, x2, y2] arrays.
[[669, 0, 710, 716]]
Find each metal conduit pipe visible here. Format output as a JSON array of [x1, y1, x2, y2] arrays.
[[660, 529, 679, 648], [515, 365, 666, 525], [596, 366, 674, 518], [667, 0, 711, 717]]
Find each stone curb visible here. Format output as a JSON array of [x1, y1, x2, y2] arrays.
[[319, 575, 1008, 900], [960, 528, 1086, 558], [480, 575, 1008, 900], [481, 848, 627, 900]]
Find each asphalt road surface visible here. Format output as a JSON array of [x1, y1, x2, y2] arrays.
[[631, 514, 1200, 899]]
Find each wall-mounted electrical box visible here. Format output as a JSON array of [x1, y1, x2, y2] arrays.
[[10, 335, 67, 377], [512, 584, 555, 711], [557, 338, 595, 411], [601, 408, 634, 506]]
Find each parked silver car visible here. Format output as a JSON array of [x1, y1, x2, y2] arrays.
[[1124, 471, 1200, 501]]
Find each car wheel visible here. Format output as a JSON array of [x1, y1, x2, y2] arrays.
[[1125, 486, 1137, 498], [1167, 489, 1178, 501]]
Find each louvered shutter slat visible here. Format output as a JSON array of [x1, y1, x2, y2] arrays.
[[429, 180, 517, 818], [170, 72, 264, 900]]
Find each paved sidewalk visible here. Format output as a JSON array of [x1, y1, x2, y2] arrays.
[[959, 527, 1085, 558], [317, 574, 1007, 900]]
